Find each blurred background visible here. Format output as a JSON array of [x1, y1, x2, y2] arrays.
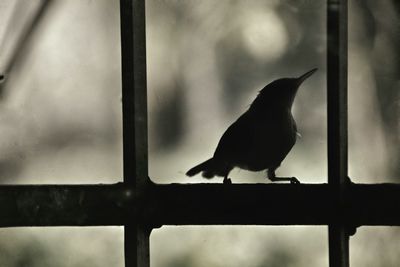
[[0, 0, 399, 266]]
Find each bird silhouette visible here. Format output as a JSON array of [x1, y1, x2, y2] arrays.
[[186, 68, 317, 184]]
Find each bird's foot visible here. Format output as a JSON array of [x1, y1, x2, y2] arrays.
[[268, 176, 300, 184], [346, 176, 354, 185], [223, 177, 232, 184], [346, 225, 358, 236], [290, 177, 300, 184]]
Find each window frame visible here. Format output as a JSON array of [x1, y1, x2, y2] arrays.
[[0, 1, 399, 267]]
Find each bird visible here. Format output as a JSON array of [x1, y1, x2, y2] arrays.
[[186, 68, 317, 184]]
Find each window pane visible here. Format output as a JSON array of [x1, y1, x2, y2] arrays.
[[147, 0, 327, 184], [151, 226, 328, 267], [351, 227, 400, 266], [348, 0, 400, 182], [0, 227, 123, 267], [0, 1, 122, 184]]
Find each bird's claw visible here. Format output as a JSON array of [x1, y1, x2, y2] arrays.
[[346, 176, 353, 185], [223, 177, 232, 184], [290, 177, 300, 184]]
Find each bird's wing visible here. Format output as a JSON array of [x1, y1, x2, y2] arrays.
[[213, 112, 253, 161], [215, 111, 298, 166]]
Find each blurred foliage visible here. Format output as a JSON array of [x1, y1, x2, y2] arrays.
[[0, 0, 122, 184], [348, 0, 400, 180], [151, 226, 328, 267], [258, 249, 296, 267], [0, 227, 123, 267]]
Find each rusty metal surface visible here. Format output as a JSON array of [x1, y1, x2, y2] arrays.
[[0, 183, 129, 227], [1, 183, 400, 227], [327, 0, 349, 266], [120, 0, 149, 266]]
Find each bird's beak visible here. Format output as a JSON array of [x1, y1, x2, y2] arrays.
[[297, 68, 317, 85]]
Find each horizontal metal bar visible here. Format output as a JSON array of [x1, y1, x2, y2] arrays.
[[146, 184, 334, 226], [0, 183, 131, 227], [0, 183, 399, 227], [348, 184, 400, 226], [147, 183, 400, 226]]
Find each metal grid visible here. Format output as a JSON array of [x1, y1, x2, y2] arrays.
[[0, 1, 399, 267]]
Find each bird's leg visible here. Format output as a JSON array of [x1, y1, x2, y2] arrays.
[[223, 173, 232, 184], [221, 168, 232, 184], [267, 169, 300, 184]]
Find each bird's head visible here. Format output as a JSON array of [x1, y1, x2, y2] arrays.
[[251, 68, 317, 111]]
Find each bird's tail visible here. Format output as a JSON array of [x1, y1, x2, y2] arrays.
[[186, 158, 215, 178]]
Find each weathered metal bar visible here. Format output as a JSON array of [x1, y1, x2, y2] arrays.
[[0, 184, 129, 227], [120, 0, 148, 187], [146, 183, 334, 226], [327, 0, 349, 265], [120, 0, 149, 266], [347, 184, 400, 226], [148, 183, 400, 226], [1, 183, 400, 227], [327, 0, 348, 187]]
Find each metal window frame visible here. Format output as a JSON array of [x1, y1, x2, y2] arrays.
[[0, 1, 399, 267]]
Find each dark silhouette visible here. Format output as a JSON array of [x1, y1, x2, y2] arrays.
[[186, 68, 317, 184]]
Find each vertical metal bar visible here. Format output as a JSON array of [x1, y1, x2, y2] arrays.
[[120, 0, 149, 267], [120, 0, 148, 187], [327, 0, 349, 266], [124, 225, 150, 267]]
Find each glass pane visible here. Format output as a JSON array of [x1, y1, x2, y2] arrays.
[[0, 1, 122, 184], [351, 227, 400, 266], [348, 0, 400, 182], [151, 226, 328, 267], [147, 0, 327, 184], [0, 227, 123, 267]]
